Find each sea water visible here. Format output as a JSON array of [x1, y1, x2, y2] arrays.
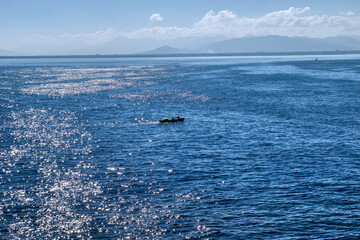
[[0, 55, 360, 239]]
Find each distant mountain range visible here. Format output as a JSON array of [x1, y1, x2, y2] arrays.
[[2, 35, 360, 56], [77, 36, 227, 55], [145, 36, 360, 54]]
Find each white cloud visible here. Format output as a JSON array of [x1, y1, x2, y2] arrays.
[[26, 28, 120, 46], [340, 11, 355, 16], [125, 26, 190, 40], [59, 28, 120, 44], [25, 34, 52, 41], [149, 13, 163, 22]]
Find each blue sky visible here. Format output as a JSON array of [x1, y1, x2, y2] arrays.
[[1, 0, 359, 52]]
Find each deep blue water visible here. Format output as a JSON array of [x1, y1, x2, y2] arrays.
[[0, 55, 360, 239]]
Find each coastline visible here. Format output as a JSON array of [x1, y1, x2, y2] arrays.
[[0, 50, 359, 59]]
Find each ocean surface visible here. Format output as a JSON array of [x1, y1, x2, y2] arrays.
[[0, 55, 360, 239]]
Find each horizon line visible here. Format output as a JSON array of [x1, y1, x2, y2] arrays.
[[1, 50, 360, 59]]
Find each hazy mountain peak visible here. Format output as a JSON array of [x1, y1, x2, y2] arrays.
[[144, 45, 183, 54]]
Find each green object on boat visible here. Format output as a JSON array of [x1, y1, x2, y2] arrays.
[[160, 117, 185, 123]]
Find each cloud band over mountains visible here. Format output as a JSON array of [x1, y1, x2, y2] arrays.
[[128, 7, 359, 39], [19, 7, 360, 46]]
